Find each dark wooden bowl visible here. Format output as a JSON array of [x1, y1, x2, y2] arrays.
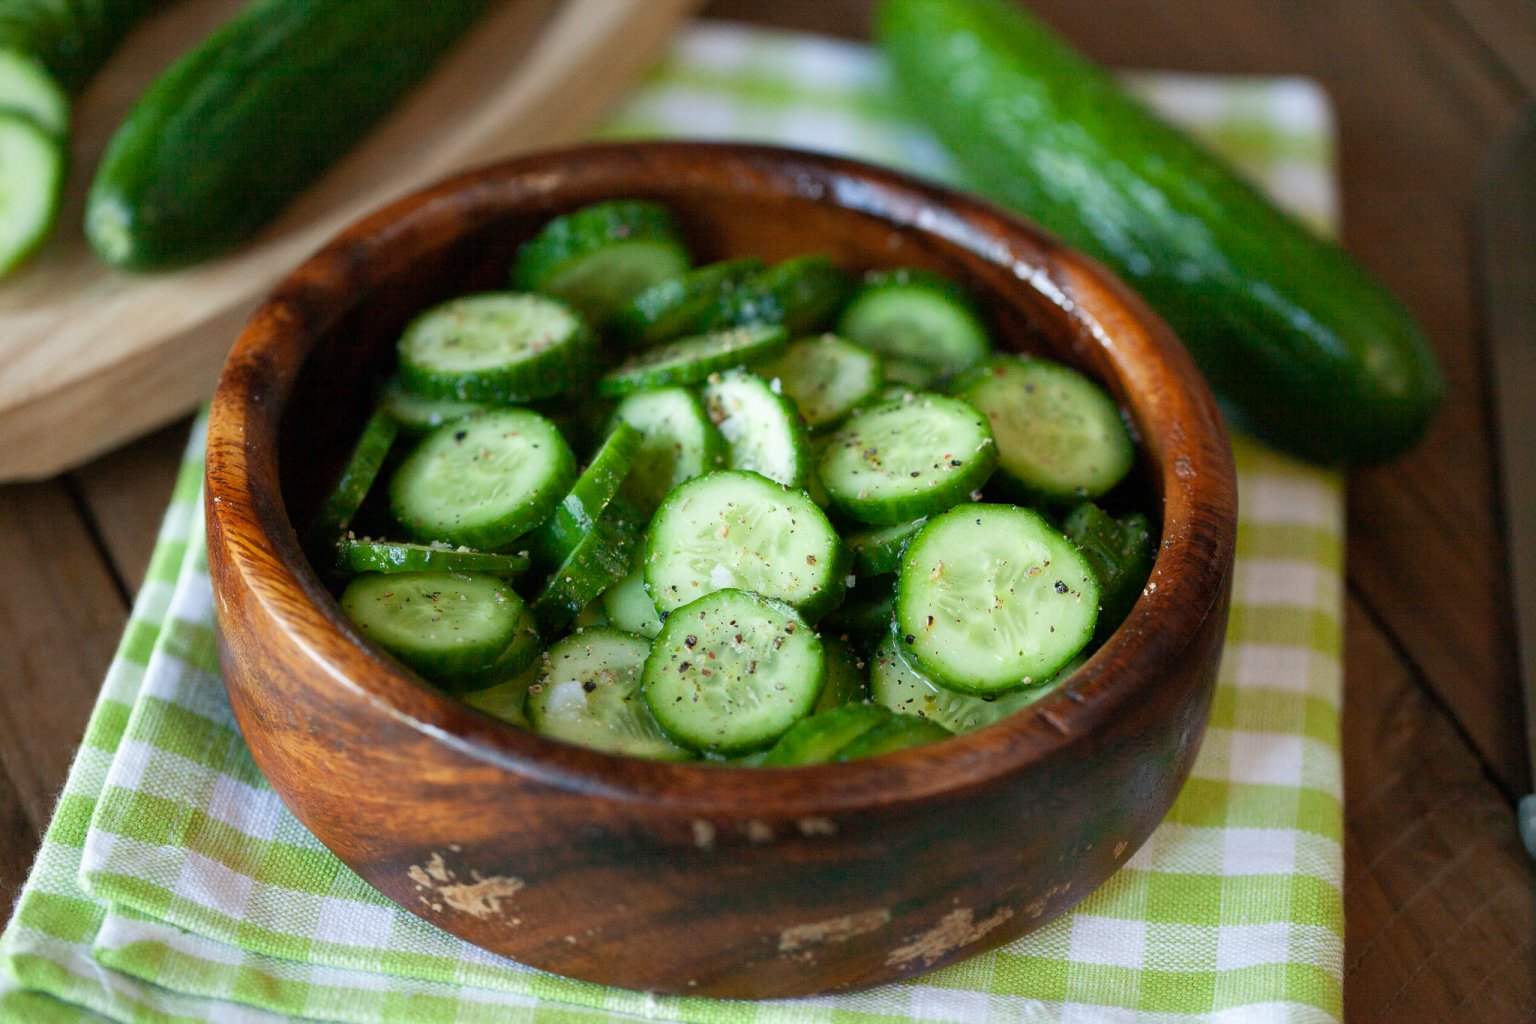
[[205, 142, 1237, 999]]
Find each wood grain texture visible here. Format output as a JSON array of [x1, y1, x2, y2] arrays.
[[0, 482, 126, 829], [0, 0, 703, 483], [205, 142, 1236, 997]]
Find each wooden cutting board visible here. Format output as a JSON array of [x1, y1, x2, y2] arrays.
[[0, 0, 702, 481]]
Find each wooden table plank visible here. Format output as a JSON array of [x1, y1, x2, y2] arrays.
[[1343, 593, 1534, 1021], [71, 418, 192, 596], [0, 482, 127, 830]]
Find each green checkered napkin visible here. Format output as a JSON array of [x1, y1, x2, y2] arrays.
[[0, 23, 1346, 1024]]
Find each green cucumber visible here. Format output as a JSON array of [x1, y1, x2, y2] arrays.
[[870, 629, 1059, 733], [528, 422, 642, 566], [612, 258, 763, 346], [837, 268, 990, 378], [397, 293, 594, 404], [0, 109, 61, 273], [339, 571, 540, 693], [1061, 502, 1156, 644], [711, 255, 852, 336], [609, 387, 726, 514], [878, 0, 1443, 463], [339, 538, 529, 579], [87, 0, 496, 269], [760, 703, 893, 767], [598, 324, 788, 397], [526, 628, 694, 761], [309, 407, 399, 548], [531, 500, 642, 636], [642, 588, 824, 754], [511, 200, 692, 325], [757, 333, 884, 431], [700, 368, 810, 488], [834, 712, 951, 760], [0, 48, 65, 134]]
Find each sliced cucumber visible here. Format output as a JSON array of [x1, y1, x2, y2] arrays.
[[610, 387, 726, 513], [713, 255, 852, 336], [379, 376, 489, 435], [0, 110, 61, 274], [882, 357, 942, 390], [846, 516, 927, 577], [389, 408, 575, 549], [461, 659, 541, 730], [598, 324, 788, 398], [339, 571, 540, 692], [340, 538, 529, 578], [1061, 502, 1156, 643], [760, 703, 893, 767], [756, 333, 883, 431], [532, 500, 641, 635], [838, 268, 991, 378], [644, 470, 847, 620], [953, 356, 1134, 502], [896, 504, 1098, 694], [526, 628, 693, 761], [642, 588, 824, 753], [870, 629, 1059, 734], [817, 394, 997, 525], [701, 368, 810, 488], [0, 48, 66, 135], [612, 257, 763, 347], [601, 552, 663, 638], [528, 422, 641, 566], [397, 292, 593, 404], [816, 635, 869, 711], [510, 200, 690, 325], [572, 601, 610, 629], [310, 407, 399, 544], [834, 712, 951, 760]]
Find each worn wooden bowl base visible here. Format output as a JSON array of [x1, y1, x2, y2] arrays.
[[206, 143, 1237, 998]]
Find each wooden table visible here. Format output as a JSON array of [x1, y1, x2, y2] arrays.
[[2, 2, 1531, 1019]]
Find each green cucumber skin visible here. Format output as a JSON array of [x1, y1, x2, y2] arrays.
[[86, 0, 494, 269], [878, 0, 1443, 464], [0, 0, 155, 95]]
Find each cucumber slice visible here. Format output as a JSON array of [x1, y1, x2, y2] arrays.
[[846, 517, 927, 577], [612, 257, 763, 346], [598, 324, 788, 398], [760, 703, 893, 767], [601, 553, 663, 638], [0, 110, 61, 274], [642, 588, 824, 753], [528, 422, 641, 566], [379, 376, 489, 435], [610, 387, 726, 513], [389, 408, 575, 549], [757, 333, 883, 431], [838, 268, 991, 378], [339, 571, 540, 692], [816, 635, 869, 711], [397, 292, 593, 404], [712, 255, 852, 336], [895, 504, 1098, 695], [532, 500, 642, 636], [340, 538, 529, 578], [644, 470, 848, 620], [461, 659, 541, 730], [310, 407, 399, 544], [700, 369, 810, 488], [526, 628, 693, 761], [953, 356, 1135, 502], [1061, 502, 1156, 643], [510, 200, 690, 324], [834, 712, 951, 761], [817, 394, 997, 525], [0, 49, 67, 135], [870, 630, 1059, 734]]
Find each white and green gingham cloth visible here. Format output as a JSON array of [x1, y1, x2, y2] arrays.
[[0, 24, 1346, 1024]]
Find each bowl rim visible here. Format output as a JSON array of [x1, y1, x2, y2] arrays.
[[206, 140, 1237, 817]]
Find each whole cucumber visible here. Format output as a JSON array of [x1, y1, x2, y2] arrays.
[[86, 0, 497, 270], [877, 0, 1443, 464]]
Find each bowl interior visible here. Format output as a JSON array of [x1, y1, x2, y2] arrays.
[[241, 142, 1233, 810]]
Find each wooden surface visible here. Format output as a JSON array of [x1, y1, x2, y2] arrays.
[[0, 0, 1530, 1017], [0, 0, 702, 483], [205, 140, 1236, 997]]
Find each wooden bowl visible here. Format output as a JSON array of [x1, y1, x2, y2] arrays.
[[205, 142, 1237, 999]]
